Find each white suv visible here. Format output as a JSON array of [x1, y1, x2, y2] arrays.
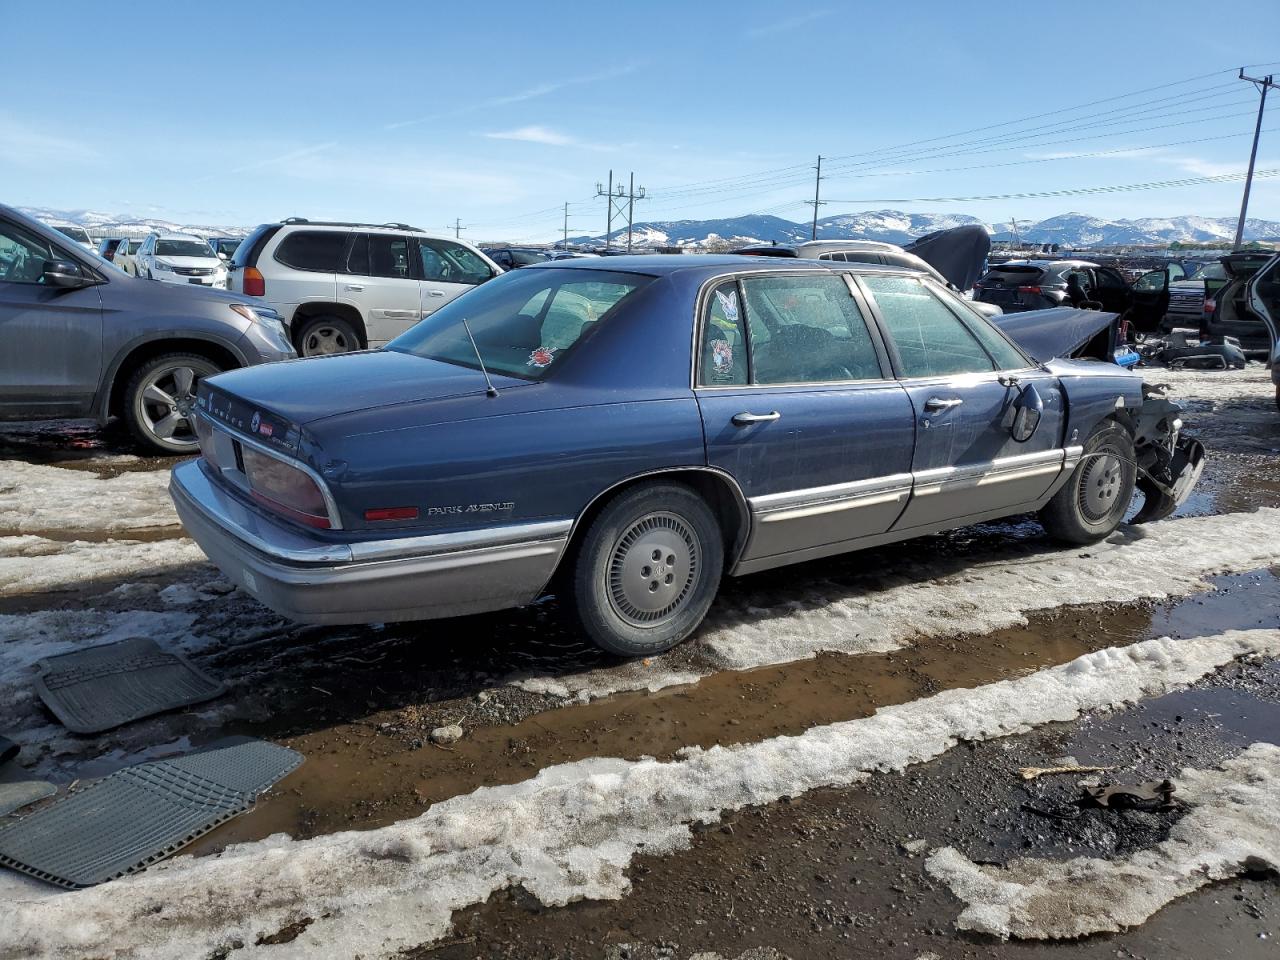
[[136, 233, 229, 288], [228, 219, 502, 356]]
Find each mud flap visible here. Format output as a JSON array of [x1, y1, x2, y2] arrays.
[[1132, 437, 1206, 524]]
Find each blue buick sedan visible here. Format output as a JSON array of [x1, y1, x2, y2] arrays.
[[170, 256, 1202, 656]]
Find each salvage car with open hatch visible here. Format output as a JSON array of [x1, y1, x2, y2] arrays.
[[170, 256, 1204, 656]]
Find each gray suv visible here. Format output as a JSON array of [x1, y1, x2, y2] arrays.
[[0, 204, 295, 454]]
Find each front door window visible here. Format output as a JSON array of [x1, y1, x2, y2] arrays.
[[860, 275, 994, 377]]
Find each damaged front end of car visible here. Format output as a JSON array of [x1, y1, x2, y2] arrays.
[[1130, 386, 1205, 523], [993, 306, 1205, 523]]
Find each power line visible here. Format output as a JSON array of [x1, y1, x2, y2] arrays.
[[822, 167, 1280, 205]]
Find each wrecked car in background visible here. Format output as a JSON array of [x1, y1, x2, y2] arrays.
[[171, 256, 1204, 658], [976, 259, 1175, 333]]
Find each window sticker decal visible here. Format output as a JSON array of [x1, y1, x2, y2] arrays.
[[527, 346, 556, 368], [711, 339, 733, 376], [715, 288, 739, 322]]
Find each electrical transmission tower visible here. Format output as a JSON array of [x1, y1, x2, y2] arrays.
[[596, 171, 647, 252], [1234, 68, 1277, 248]]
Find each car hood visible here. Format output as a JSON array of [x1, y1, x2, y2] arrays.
[[991, 306, 1120, 363], [155, 256, 222, 268], [902, 224, 992, 290], [203, 349, 531, 428]]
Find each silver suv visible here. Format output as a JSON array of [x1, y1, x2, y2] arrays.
[[228, 218, 502, 356]]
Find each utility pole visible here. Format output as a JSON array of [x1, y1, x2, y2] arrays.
[[596, 171, 646, 252], [806, 155, 825, 240], [1234, 69, 1276, 249], [450, 218, 465, 239], [562, 202, 570, 249], [1010, 217, 1021, 249]]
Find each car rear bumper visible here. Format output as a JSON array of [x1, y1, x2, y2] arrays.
[[169, 460, 571, 624]]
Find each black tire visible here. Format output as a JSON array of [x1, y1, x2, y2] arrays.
[[123, 352, 221, 455], [1038, 421, 1137, 545], [295, 315, 360, 357], [562, 482, 724, 657]]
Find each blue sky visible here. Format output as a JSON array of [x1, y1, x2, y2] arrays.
[[5, 1, 1280, 239]]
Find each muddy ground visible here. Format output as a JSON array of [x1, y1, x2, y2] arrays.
[[1, 365, 1278, 958]]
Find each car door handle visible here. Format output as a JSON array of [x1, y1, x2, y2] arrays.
[[344, 284, 364, 292], [732, 411, 781, 425], [427, 289, 445, 297], [924, 397, 963, 412]]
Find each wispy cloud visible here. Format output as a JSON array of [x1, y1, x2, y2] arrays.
[[386, 63, 642, 131], [0, 114, 99, 167], [744, 10, 830, 38], [482, 125, 615, 152]]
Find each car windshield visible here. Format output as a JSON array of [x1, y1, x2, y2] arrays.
[[387, 267, 652, 380], [156, 239, 213, 258], [1186, 263, 1227, 282], [55, 226, 91, 243]]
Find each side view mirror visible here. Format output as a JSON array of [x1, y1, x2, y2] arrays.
[[1010, 383, 1044, 442], [43, 259, 91, 289], [217, 251, 230, 261]]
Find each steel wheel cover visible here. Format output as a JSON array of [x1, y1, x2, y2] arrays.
[[1078, 449, 1124, 523], [607, 512, 700, 627]]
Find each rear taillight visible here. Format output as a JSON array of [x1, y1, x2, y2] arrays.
[[194, 415, 221, 470], [243, 266, 265, 297], [240, 446, 331, 528], [1204, 298, 1216, 315], [1017, 285, 1042, 294]]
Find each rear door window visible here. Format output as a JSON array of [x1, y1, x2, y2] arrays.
[[345, 233, 370, 275], [274, 230, 348, 272], [697, 282, 748, 386], [861, 275, 996, 377], [740, 274, 883, 384], [369, 235, 413, 279]]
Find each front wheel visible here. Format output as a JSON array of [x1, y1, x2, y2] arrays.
[[562, 482, 724, 657], [123, 353, 221, 454], [1039, 421, 1136, 544]]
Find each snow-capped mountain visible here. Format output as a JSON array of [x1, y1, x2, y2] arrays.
[[17, 206, 250, 239], [574, 209, 1280, 249]]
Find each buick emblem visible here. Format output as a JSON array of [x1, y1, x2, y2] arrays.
[[250, 411, 261, 433]]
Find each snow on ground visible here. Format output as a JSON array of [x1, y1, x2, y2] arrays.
[[0, 535, 207, 597], [1145, 365, 1274, 404], [4, 629, 1276, 960], [926, 741, 1280, 939], [0, 460, 177, 536], [517, 508, 1280, 700]]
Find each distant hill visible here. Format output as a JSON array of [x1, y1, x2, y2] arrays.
[[17, 206, 249, 239], [573, 208, 1280, 249]]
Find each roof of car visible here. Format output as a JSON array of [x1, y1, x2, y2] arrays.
[[153, 232, 206, 241], [524, 253, 925, 278], [267, 219, 464, 242], [993, 258, 1099, 269]]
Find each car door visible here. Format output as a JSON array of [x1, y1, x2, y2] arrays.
[[0, 217, 103, 416], [856, 274, 1066, 532], [1122, 267, 1172, 333], [694, 272, 917, 567], [417, 238, 495, 318], [1246, 254, 1280, 363], [362, 232, 421, 345]]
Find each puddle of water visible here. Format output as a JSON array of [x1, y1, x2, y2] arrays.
[[186, 568, 1280, 856]]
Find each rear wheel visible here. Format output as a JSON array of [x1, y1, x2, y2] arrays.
[[562, 482, 723, 657], [123, 352, 220, 455], [295, 315, 359, 357], [1039, 421, 1136, 544]]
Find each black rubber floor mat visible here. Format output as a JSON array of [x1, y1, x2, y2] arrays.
[[0, 780, 55, 818], [33, 637, 227, 734], [0, 739, 302, 888]]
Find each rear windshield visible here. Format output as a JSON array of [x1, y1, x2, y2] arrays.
[[55, 226, 91, 242], [156, 239, 214, 258], [982, 265, 1045, 279], [387, 267, 652, 380]]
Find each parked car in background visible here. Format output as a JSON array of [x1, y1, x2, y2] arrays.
[[112, 237, 145, 275], [136, 233, 228, 289], [483, 246, 550, 270], [228, 218, 501, 356], [1202, 251, 1277, 354], [0, 203, 293, 453], [97, 237, 125, 261], [975, 259, 1175, 332], [50, 224, 95, 253], [170, 255, 1201, 657], [208, 237, 242, 262], [1164, 262, 1221, 330]]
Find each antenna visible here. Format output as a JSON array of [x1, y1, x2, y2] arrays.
[[461, 319, 498, 397]]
